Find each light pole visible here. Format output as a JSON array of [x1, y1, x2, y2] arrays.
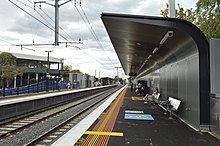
[[115, 67, 122, 83], [45, 50, 53, 92]]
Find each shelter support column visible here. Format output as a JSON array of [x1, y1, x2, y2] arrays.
[[14, 76, 17, 88], [36, 73, 39, 82], [20, 76, 22, 86], [27, 73, 30, 85]]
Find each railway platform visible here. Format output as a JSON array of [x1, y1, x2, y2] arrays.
[[1, 85, 219, 146], [54, 85, 220, 146]]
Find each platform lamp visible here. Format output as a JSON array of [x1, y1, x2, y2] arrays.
[[45, 50, 53, 92]]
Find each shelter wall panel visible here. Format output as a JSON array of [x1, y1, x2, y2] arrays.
[[210, 97, 220, 136], [177, 59, 188, 120], [163, 67, 168, 98], [159, 67, 167, 100], [186, 54, 200, 128], [142, 53, 200, 129], [153, 71, 160, 91], [171, 64, 178, 97], [166, 65, 172, 97], [210, 39, 220, 94]]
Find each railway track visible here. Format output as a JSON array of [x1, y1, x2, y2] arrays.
[[0, 86, 121, 146]]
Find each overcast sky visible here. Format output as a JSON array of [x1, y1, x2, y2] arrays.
[[0, 0, 197, 78]]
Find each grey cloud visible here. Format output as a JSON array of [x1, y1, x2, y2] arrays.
[[0, 34, 19, 43], [0, 0, 174, 78]]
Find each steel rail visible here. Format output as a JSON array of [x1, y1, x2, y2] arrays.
[[24, 87, 120, 146], [0, 87, 118, 140]]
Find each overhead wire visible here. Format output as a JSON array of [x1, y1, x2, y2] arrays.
[[37, 1, 109, 70], [0, 38, 36, 52], [15, 0, 54, 29], [75, 3, 98, 42], [66, 41, 111, 69], [71, 2, 114, 69], [78, 46, 110, 68], [7, 0, 114, 71], [14, 0, 86, 60], [0, 38, 16, 46], [76, 1, 116, 67], [1, 1, 72, 66], [27, 0, 76, 42], [27, 0, 54, 22], [21, 46, 36, 52], [67, 44, 113, 70], [9, 0, 54, 34], [9, 0, 73, 44]]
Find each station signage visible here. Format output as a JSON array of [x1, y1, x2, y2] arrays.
[[129, 72, 137, 76]]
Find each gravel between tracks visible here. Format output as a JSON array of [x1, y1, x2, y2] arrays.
[[0, 96, 103, 146]]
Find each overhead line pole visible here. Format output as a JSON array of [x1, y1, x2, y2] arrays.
[[115, 67, 122, 83], [34, 0, 74, 46], [55, 0, 59, 46], [168, 0, 176, 18]]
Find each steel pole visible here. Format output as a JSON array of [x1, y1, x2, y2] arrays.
[[45, 50, 53, 92], [55, 0, 59, 46]]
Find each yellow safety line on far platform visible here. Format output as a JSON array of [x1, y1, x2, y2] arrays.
[[84, 131, 123, 137]]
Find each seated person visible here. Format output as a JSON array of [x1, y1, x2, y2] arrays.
[[144, 87, 159, 104]]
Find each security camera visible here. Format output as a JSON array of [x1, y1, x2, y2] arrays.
[[168, 31, 173, 37]]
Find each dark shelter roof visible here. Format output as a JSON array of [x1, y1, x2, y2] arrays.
[[101, 13, 209, 79], [101, 13, 210, 125]]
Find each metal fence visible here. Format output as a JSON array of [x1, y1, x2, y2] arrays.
[[0, 79, 65, 97]]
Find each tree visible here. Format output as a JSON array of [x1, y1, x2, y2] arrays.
[[63, 65, 82, 80], [114, 75, 119, 82], [0, 52, 27, 88], [69, 69, 82, 73], [161, 1, 220, 39], [0, 52, 16, 66], [176, 4, 195, 23], [63, 64, 72, 71], [161, 3, 169, 17], [0, 52, 17, 83], [161, 3, 195, 23], [195, 0, 220, 39]]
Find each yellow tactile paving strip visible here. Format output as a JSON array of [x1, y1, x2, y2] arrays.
[[131, 96, 144, 100], [84, 131, 123, 137], [81, 86, 127, 146]]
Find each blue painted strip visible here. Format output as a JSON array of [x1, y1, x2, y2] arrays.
[[124, 113, 154, 120]]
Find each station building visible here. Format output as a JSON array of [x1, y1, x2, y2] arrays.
[[0, 51, 63, 88]]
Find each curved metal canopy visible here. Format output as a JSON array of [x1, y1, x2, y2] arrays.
[[101, 13, 211, 126], [101, 13, 209, 79]]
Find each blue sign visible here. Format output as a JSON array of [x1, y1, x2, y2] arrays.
[[124, 113, 154, 121]]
